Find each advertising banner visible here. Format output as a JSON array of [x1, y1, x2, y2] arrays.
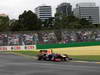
[[0, 45, 36, 51]]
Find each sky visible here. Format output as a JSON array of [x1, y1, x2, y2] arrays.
[[0, 0, 99, 19]]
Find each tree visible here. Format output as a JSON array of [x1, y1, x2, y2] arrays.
[[54, 13, 63, 29], [18, 10, 41, 31], [0, 16, 9, 31], [79, 18, 90, 25], [54, 14, 80, 29], [9, 19, 23, 31], [54, 12, 96, 29], [42, 17, 54, 29], [79, 18, 94, 28]]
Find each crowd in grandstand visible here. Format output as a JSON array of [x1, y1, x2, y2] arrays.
[[0, 30, 100, 46]]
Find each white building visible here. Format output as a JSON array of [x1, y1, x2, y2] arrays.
[[74, 3, 99, 24], [35, 5, 52, 21]]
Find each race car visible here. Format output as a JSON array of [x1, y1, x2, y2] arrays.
[[37, 50, 72, 62]]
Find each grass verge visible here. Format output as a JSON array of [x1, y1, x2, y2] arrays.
[[70, 55, 100, 61], [10, 51, 39, 56]]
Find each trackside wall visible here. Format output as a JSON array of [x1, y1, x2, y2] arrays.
[[36, 41, 100, 49]]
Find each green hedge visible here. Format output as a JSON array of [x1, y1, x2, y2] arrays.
[[36, 41, 100, 49]]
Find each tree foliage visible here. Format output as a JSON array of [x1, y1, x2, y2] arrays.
[[0, 16, 9, 31], [19, 10, 41, 31], [10, 10, 41, 31], [42, 17, 54, 29], [9, 11, 98, 31], [10, 20, 22, 31], [54, 13, 95, 29]]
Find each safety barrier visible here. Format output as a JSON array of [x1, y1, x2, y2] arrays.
[[0, 45, 36, 51], [36, 41, 100, 49]]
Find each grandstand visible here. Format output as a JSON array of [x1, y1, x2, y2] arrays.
[[0, 30, 100, 46]]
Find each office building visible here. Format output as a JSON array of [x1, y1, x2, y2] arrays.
[[35, 5, 52, 21], [74, 2, 99, 24], [56, 3, 72, 16]]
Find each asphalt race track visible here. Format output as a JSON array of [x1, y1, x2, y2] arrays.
[[0, 52, 100, 75]]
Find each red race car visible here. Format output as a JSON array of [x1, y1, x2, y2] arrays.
[[37, 50, 72, 62]]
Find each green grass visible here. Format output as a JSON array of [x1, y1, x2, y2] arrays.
[[70, 55, 100, 61], [14, 51, 39, 56], [5, 51, 39, 56]]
